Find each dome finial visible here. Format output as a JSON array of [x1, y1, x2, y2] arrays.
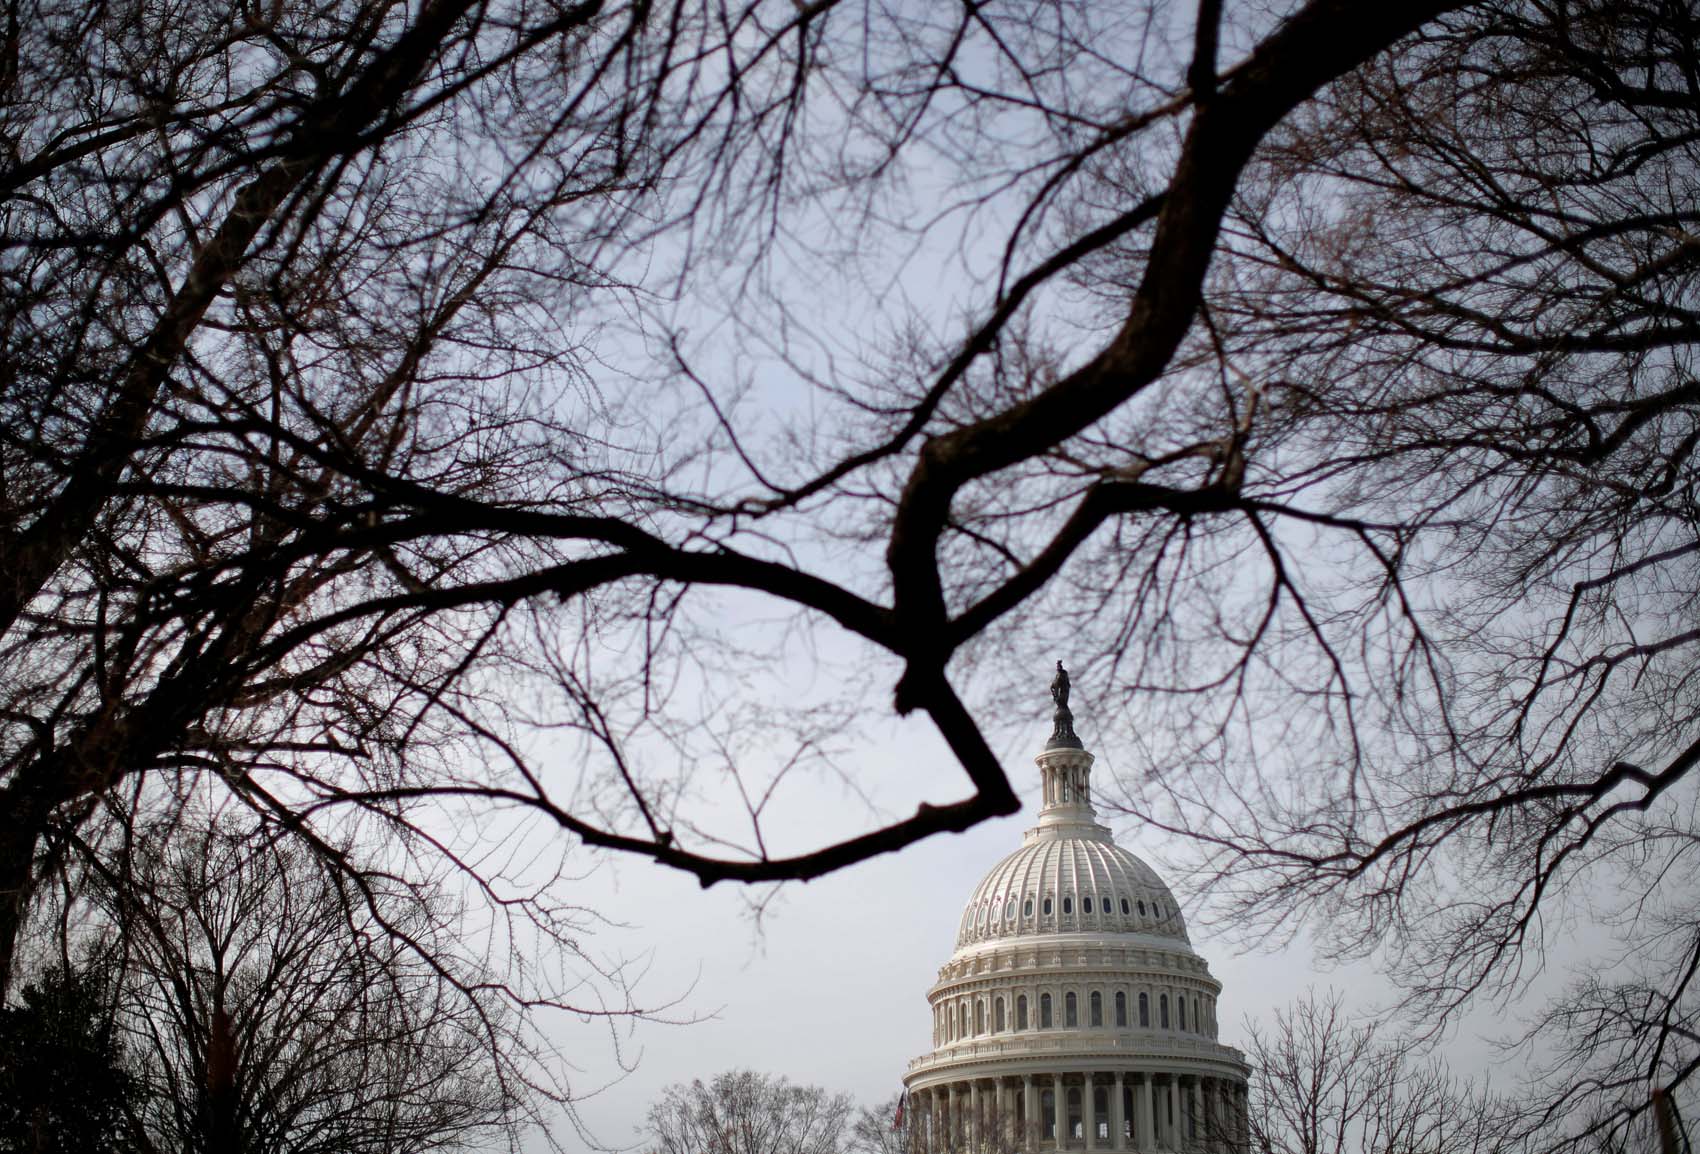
[[1046, 660, 1083, 750]]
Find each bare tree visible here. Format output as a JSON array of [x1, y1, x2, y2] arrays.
[[1082, 3, 1700, 1146], [0, 0, 1463, 1001], [1241, 993, 1524, 1154], [848, 1095, 910, 1154], [644, 1071, 853, 1154], [80, 815, 537, 1154], [851, 1092, 1036, 1154], [9, 0, 1697, 1145]]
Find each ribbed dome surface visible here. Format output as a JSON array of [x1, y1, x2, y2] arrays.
[[955, 832, 1188, 949]]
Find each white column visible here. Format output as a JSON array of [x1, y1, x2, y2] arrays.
[[1084, 1073, 1097, 1150], [970, 1081, 981, 1152], [1112, 1074, 1126, 1152], [1139, 1075, 1155, 1151], [1053, 1074, 1066, 1149], [1024, 1076, 1038, 1151], [1165, 1078, 1178, 1151], [1238, 1084, 1250, 1154], [1184, 1078, 1195, 1146]]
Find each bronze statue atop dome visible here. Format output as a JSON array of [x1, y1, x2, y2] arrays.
[[1045, 660, 1083, 750], [1051, 661, 1070, 710]]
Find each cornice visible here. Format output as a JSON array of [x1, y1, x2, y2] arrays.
[[903, 1032, 1250, 1089]]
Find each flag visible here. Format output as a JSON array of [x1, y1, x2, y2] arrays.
[[893, 1090, 907, 1130]]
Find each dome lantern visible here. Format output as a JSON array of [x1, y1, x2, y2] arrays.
[[1035, 663, 1101, 838]]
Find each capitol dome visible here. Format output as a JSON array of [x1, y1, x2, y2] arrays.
[[903, 666, 1249, 1153], [955, 834, 1188, 950]]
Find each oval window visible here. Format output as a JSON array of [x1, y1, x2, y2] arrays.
[[1082, 896, 1093, 913], [1137, 900, 1146, 916], [1004, 899, 1016, 921], [1121, 898, 1131, 915], [1043, 897, 1053, 916], [1024, 898, 1034, 917], [1062, 896, 1073, 915]]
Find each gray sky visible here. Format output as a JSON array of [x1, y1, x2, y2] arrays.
[[556, 714, 1449, 1152]]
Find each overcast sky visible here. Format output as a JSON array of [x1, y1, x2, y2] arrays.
[[551, 704, 1506, 1152]]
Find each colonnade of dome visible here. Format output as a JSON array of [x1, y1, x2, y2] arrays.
[[903, 669, 1249, 1153]]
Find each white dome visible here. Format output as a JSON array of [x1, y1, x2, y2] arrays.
[[903, 675, 1251, 1150], [956, 834, 1188, 950]]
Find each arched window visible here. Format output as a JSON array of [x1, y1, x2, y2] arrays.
[[1178, 997, 1186, 1030], [1094, 1087, 1110, 1141], [1065, 991, 1078, 1027], [1041, 993, 1053, 1028], [1139, 992, 1149, 1027], [975, 1000, 985, 1034], [1043, 897, 1053, 916], [1042, 1089, 1057, 1139], [1090, 991, 1103, 1027], [1017, 995, 1029, 1030], [1160, 994, 1170, 1029], [948, 1005, 956, 1040], [1024, 898, 1034, 917], [1121, 898, 1131, 915], [1068, 1087, 1083, 1139], [1116, 991, 1128, 1027], [1194, 997, 1202, 1032], [995, 997, 1006, 1032], [1062, 895, 1073, 915]]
